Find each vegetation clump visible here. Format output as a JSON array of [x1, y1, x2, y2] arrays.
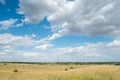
[[70, 66, 74, 69], [4, 63, 7, 65], [14, 69, 18, 73], [65, 68, 68, 71], [114, 63, 120, 65]]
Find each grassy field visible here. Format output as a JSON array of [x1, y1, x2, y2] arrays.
[[0, 63, 120, 80]]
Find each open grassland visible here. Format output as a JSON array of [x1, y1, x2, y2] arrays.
[[0, 63, 120, 80]]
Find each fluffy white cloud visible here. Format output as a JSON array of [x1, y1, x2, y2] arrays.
[[18, 0, 120, 38], [47, 42, 120, 61], [49, 0, 120, 38], [52, 46, 100, 57], [0, 0, 6, 4], [1, 41, 120, 62], [0, 51, 37, 62], [0, 33, 40, 61], [34, 44, 53, 50], [21, 52, 38, 57], [107, 39, 120, 47], [18, 0, 66, 23], [37, 33, 62, 44], [0, 19, 18, 30], [16, 23, 24, 27], [0, 34, 33, 48]]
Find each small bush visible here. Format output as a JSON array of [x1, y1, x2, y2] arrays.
[[114, 63, 120, 65], [65, 68, 68, 71], [14, 69, 18, 73], [4, 63, 7, 65], [70, 67, 74, 69]]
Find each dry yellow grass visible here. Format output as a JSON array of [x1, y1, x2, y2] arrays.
[[0, 63, 120, 80]]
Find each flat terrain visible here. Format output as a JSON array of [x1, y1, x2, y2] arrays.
[[0, 63, 120, 80]]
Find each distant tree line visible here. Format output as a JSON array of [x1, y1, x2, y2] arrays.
[[0, 62, 120, 65]]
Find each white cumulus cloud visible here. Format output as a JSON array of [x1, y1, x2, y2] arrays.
[[0, 39, 120, 62], [18, 0, 66, 23], [0, 19, 18, 30], [34, 44, 53, 50], [0, 34, 33, 48], [18, 0, 120, 38], [107, 39, 120, 47]]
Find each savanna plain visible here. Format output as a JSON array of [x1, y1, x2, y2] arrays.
[[0, 63, 120, 80]]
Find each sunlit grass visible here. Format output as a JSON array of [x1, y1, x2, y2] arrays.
[[0, 63, 120, 80]]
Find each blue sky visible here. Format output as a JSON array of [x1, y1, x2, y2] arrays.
[[0, 0, 120, 62]]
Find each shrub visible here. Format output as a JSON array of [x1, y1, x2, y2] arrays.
[[65, 68, 68, 71], [14, 69, 18, 73], [114, 63, 120, 65], [70, 67, 74, 69], [4, 63, 7, 65]]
